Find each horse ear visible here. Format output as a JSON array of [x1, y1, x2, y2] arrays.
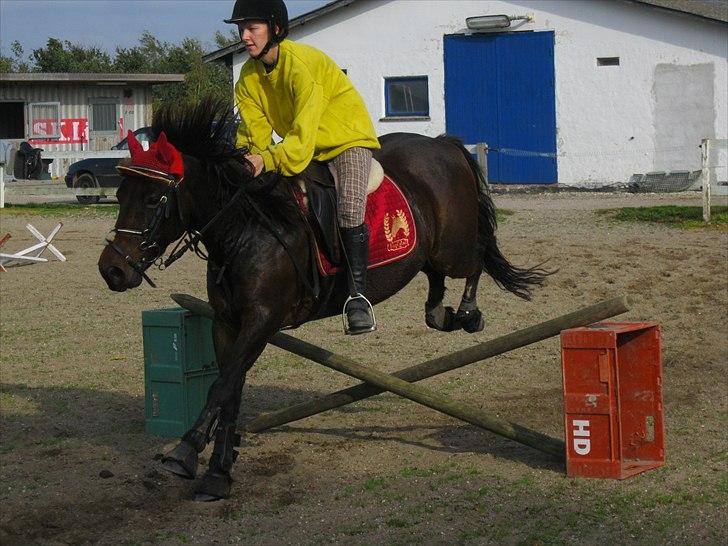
[[156, 131, 168, 148], [154, 131, 172, 163], [127, 130, 143, 155]]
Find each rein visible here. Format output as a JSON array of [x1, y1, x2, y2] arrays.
[[110, 167, 320, 300]]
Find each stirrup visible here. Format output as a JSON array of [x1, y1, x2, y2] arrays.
[[342, 294, 377, 335]]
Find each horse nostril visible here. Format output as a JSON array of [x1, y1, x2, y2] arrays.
[[103, 266, 128, 291]]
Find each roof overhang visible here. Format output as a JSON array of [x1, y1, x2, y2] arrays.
[[624, 0, 728, 24], [0, 73, 186, 85]]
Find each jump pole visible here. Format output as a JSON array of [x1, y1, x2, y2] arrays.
[[171, 294, 631, 458]]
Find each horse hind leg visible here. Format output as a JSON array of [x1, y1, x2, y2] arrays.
[[423, 266, 460, 332], [455, 273, 485, 333]]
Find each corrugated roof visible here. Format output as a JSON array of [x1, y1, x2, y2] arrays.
[[0, 73, 185, 84], [203, 0, 727, 64]]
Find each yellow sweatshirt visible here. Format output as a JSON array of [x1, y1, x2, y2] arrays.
[[235, 40, 380, 176]]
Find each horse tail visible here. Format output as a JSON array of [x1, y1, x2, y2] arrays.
[[437, 135, 552, 300]]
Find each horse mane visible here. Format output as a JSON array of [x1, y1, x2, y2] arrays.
[[151, 97, 302, 230], [152, 97, 240, 163]]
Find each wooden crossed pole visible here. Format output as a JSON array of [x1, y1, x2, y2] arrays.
[[171, 293, 631, 459]]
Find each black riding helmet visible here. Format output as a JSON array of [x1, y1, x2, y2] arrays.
[[225, 0, 289, 58]]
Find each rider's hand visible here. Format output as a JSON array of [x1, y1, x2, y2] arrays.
[[245, 154, 265, 177]]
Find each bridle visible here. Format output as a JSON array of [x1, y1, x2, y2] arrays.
[[105, 171, 184, 288]]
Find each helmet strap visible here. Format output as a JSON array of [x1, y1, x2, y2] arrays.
[[251, 21, 279, 61], [252, 39, 275, 60]]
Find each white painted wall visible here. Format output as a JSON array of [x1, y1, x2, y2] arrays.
[[232, 0, 727, 186]]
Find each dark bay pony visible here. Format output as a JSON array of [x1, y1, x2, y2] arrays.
[[98, 99, 549, 501]]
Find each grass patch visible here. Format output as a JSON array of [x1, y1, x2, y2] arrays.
[[597, 205, 728, 229], [363, 477, 388, 491], [0, 202, 119, 217], [497, 208, 515, 222]]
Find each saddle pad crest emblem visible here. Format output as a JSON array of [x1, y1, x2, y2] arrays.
[[383, 209, 411, 252]]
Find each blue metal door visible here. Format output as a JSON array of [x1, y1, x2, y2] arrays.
[[444, 32, 557, 184]]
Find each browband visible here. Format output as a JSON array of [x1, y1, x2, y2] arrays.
[[117, 165, 183, 186]]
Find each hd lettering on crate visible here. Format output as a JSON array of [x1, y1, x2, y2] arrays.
[[571, 419, 591, 455]]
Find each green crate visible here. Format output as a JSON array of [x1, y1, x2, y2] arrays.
[[142, 307, 219, 438]]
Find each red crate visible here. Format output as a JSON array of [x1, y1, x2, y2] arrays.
[[561, 322, 665, 479]]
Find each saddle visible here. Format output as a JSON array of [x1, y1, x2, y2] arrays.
[[296, 158, 385, 268]]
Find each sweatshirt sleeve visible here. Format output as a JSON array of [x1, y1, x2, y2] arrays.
[[263, 72, 328, 176], [235, 80, 273, 154]]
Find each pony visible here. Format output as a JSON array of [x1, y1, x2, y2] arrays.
[[98, 98, 550, 501]]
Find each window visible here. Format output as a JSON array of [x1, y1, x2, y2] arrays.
[[384, 76, 429, 118], [0, 102, 25, 139], [597, 57, 620, 66], [29, 102, 61, 139], [91, 102, 117, 132]]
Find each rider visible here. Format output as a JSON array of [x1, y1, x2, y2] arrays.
[[225, 0, 380, 335]]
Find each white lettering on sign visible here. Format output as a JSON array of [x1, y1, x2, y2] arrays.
[[572, 419, 591, 455]]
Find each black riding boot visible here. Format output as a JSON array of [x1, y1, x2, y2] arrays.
[[340, 223, 376, 335]]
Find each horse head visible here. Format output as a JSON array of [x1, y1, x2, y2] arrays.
[[98, 130, 189, 291]]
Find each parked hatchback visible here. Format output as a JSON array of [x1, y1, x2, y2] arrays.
[[64, 127, 153, 204]]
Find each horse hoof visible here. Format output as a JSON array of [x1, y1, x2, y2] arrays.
[[194, 470, 232, 502], [456, 309, 485, 333], [161, 441, 198, 479], [425, 305, 460, 332]]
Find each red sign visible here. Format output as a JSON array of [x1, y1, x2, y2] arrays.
[[29, 118, 88, 145]]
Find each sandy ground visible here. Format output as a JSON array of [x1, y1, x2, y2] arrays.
[[0, 192, 726, 545]]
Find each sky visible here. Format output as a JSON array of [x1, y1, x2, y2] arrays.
[[0, 0, 331, 59]]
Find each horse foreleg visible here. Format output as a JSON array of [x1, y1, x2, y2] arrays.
[[455, 273, 485, 333], [161, 315, 248, 481], [161, 406, 221, 479], [423, 266, 460, 332], [193, 332, 269, 502]]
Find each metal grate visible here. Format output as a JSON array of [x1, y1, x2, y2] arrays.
[[627, 170, 701, 192]]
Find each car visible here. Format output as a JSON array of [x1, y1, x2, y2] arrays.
[[64, 127, 153, 205]]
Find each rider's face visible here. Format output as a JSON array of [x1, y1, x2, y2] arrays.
[[238, 21, 270, 57]]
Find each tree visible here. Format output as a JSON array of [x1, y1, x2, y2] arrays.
[[4, 32, 234, 108], [155, 37, 232, 107], [214, 29, 240, 49], [31, 38, 113, 72], [0, 40, 30, 72]]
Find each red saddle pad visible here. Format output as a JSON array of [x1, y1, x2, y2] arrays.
[[316, 175, 417, 276]]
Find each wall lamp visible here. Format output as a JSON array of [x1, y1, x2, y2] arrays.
[[466, 14, 532, 31]]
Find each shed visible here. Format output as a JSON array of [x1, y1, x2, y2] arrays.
[[0, 73, 184, 176], [204, 0, 727, 186]]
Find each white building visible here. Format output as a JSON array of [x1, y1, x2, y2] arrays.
[[205, 0, 727, 186]]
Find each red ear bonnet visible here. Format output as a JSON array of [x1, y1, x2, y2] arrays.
[[125, 130, 184, 182]]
